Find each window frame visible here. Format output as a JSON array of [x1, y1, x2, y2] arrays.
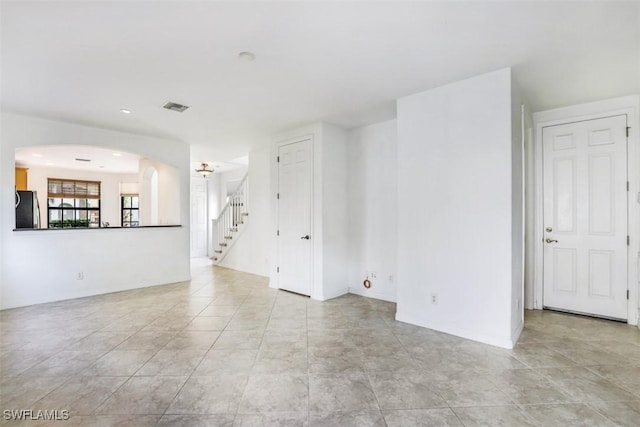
[[47, 178, 101, 228], [121, 194, 140, 227]]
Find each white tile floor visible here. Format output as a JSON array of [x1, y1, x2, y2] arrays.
[[1, 261, 639, 426]]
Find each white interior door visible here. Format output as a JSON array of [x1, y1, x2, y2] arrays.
[[542, 115, 628, 320], [190, 179, 208, 258], [277, 139, 312, 296]]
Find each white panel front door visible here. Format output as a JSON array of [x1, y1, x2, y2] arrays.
[[277, 139, 312, 296], [542, 115, 628, 320], [190, 179, 208, 258]]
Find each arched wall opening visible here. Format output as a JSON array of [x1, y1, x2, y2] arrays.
[[13, 145, 181, 229], [2, 113, 191, 310]]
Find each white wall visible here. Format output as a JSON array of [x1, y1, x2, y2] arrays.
[[25, 165, 137, 227], [347, 120, 398, 302], [309, 122, 348, 301], [157, 162, 181, 225], [222, 168, 248, 197], [206, 166, 248, 222], [511, 76, 529, 341], [206, 173, 221, 257], [205, 165, 248, 259], [0, 113, 191, 309], [320, 123, 349, 300], [219, 147, 270, 276], [139, 158, 181, 226], [524, 126, 535, 310], [396, 68, 522, 349], [0, 129, 3, 306]]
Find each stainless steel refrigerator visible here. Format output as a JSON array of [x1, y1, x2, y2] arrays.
[[15, 190, 41, 229]]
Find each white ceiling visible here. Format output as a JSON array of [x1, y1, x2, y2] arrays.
[[15, 145, 142, 174], [2, 1, 639, 162], [15, 145, 248, 175]]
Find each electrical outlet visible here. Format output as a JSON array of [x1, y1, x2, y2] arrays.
[[430, 293, 438, 305], [76, 272, 84, 280]]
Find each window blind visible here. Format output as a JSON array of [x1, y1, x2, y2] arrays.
[[47, 179, 101, 199]]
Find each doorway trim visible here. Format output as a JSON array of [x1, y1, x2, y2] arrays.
[[269, 134, 315, 296], [532, 95, 640, 326]]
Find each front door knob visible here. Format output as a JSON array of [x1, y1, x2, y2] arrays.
[[545, 238, 558, 243]]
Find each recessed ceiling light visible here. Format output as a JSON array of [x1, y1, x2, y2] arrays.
[[32, 153, 43, 158], [238, 51, 256, 62], [120, 109, 131, 114], [46, 162, 54, 166], [112, 152, 122, 157]]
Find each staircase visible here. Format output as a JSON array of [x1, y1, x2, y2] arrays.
[[211, 174, 249, 264]]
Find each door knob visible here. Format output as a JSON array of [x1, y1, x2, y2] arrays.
[[545, 238, 558, 243], [301, 235, 310, 240]]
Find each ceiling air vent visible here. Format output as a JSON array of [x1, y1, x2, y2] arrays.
[[163, 101, 190, 113], [75, 158, 91, 162]]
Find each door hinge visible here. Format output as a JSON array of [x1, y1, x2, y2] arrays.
[[277, 156, 280, 163], [627, 181, 630, 191], [277, 229, 279, 236], [626, 127, 630, 138], [277, 193, 279, 199], [627, 235, 630, 246], [627, 289, 630, 300], [277, 266, 279, 273]]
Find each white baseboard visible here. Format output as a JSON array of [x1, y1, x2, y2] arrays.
[[348, 287, 396, 303], [0, 274, 192, 311], [395, 310, 517, 349], [511, 320, 524, 346], [312, 287, 349, 301]]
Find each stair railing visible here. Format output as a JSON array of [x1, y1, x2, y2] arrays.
[[211, 174, 249, 262]]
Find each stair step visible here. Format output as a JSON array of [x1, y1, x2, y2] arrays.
[[212, 175, 248, 265]]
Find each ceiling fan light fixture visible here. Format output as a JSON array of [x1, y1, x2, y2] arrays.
[[195, 162, 214, 178]]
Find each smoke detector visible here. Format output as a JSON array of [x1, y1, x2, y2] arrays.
[[162, 101, 190, 113], [238, 51, 256, 62]]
